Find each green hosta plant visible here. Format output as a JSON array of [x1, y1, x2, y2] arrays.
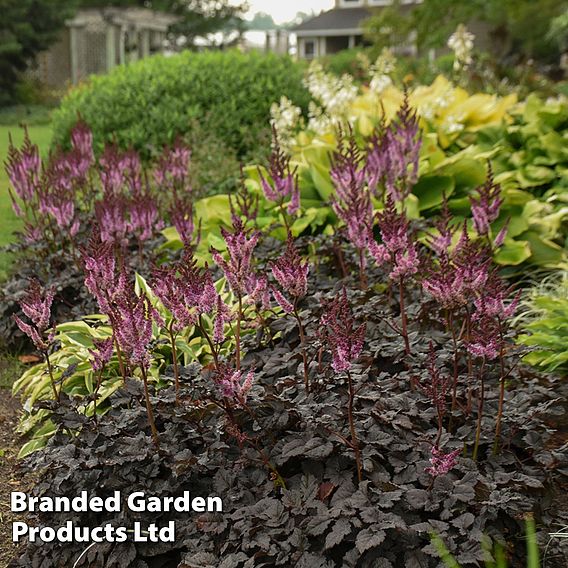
[[516, 274, 568, 376]]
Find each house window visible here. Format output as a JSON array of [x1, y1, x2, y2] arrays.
[[339, 0, 364, 7], [304, 40, 316, 59]]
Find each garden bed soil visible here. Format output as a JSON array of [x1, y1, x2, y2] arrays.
[[0, 385, 34, 567]]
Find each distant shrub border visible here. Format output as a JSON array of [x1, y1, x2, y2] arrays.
[[51, 50, 310, 161]]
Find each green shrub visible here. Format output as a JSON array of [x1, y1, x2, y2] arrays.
[[51, 50, 310, 161]]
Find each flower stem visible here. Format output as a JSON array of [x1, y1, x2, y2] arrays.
[[293, 299, 309, 394], [346, 370, 363, 483], [399, 277, 410, 355], [140, 365, 159, 447], [493, 321, 506, 455], [44, 350, 59, 401], [168, 321, 180, 404], [447, 309, 459, 432], [358, 248, 367, 290], [236, 295, 243, 370], [472, 358, 486, 461]]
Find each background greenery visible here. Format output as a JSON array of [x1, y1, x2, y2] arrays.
[[51, 50, 310, 163]]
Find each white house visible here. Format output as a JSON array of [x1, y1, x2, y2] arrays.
[[293, 0, 422, 59]]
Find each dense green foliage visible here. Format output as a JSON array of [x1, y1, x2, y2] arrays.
[[0, 0, 76, 105], [363, 0, 567, 65], [51, 50, 309, 162]]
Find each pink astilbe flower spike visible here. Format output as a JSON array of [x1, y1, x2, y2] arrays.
[[422, 343, 451, 429], [367, 95, 421, 202], [425, 446, 460, 477], [94, 194, 130, 246], [320, 288, 366, 373], [4, 129, 41, 204], [211, 363, 254, 406], [258, 128, 300, 215], [70, 120, 94, 163], [470, 167, 503, 237], [89, 336, 114, 372], [466, 314, 501, 360], [474, 270, 520, 320], [213, 295, 233, 344], [151, 254, 217, 332], [154, 137, 191, 195], [130, 193, 163, 242], [211, 217, 260, 298], [99, 144, 126, 196], [368, 196, 419, 280], [170, 196, 199, 247], [271, 234, 309, 301], [110, 287, 163, 369], [12, 279, 54, 351], [330, 130, 373, 253], [82, 234, 128, 314]]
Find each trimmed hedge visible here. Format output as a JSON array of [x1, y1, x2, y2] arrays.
[[51, 50, 310, 160]]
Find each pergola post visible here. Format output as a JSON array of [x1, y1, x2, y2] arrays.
[[106, 24, 116, 72], [69, 25, 80, 84]]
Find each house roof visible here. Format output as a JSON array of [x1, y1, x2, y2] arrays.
[[67, 8, 179, 32], [292, 8, 371, 35]]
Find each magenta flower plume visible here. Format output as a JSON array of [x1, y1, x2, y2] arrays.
[[425, 446, 460, 477], [211, 217, 260, 297], [88, 337, 114, 372], [13, 279, 54, 350], [154, 137, 191, 195], [473, 271, 519, 320], [470, 167, 503, 237], [211, 363, 254, 405], [82, 234, 127, 313], [258, 128, 300, 215], [422, 343, 450, 417], [110, 287, 162, 369], [368, 196, 419, 280], [122, 149, 143, 196], [367, 96, 421, 202], [320, 288, 366, 373], [95, 194, 129, 245], [70, 120, 94, 163], [213, 294, 233, 344], [5, 129, 41, 213], [466, 314, 502, 360], [330, 130, 374, 253], [170, 196, 198, 247], [152, 255, 217, 332], [130, 193, 163, 242], [271, 234, 309, 301], [99, 144, 126, 196]]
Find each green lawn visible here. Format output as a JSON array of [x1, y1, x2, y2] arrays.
[[0, 123, 52, 278]]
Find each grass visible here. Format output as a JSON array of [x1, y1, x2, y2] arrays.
[[0, 116, 52, 279]]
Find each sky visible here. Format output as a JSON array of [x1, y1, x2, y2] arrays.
[[234, 0, 335, 25]]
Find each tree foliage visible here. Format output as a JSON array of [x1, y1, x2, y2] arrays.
[[0, 0, 77, 104], [363, 0, 567, 64]]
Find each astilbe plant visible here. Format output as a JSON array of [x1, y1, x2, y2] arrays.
[[153, 137, 191, 198], [421, 342, 451, 448], [368, 196, 419, 354], [330, 129, 374, 288], [470, 166, 504, 241], [109, 282, 163, 446], [211, 217, 261, 370], [151, 251, 217, 402], [366, 94, 421, 203], [12, 280, 58, 400], [270, 233, 310, 391], [320, 288, 366, 482], [258, 128, 300, 230]]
